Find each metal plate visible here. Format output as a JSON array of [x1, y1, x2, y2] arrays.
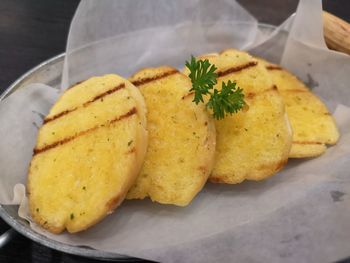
[[0, 24, 276, 261], [0, 52, 136, 261]]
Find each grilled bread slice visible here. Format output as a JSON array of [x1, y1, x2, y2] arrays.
[[126, 67, 216, 206], [28, 74, 147, 234], [183, 49, 292, 184], [257, 58, 340, 157]]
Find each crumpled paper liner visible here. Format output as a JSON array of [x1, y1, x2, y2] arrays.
[[1, 0, 350, 262]]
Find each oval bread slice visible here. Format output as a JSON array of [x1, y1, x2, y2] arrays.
[[183, 49, 292, 184], [257, 58, 340, 158], [126, 67, 216, 206], [28, 74, 147, 233]]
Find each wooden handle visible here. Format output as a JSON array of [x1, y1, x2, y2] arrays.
[[323, 11, 350, 55]]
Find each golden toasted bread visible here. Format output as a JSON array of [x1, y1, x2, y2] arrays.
[[28, 74, 147, 233], [183, 49, 292, 184], [257, 58, 340, 157], [126, 67, 216, 206]]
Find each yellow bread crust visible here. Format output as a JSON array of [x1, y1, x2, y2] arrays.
[[127, 66, 216, 206], [256, 58, 340, 158], [183, 49, 292, 184], [28, 74, 147, 233], [210, 87, 292, 184]]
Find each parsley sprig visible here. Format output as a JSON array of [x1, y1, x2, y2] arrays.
[[185, 56, 246, 120], [186, 56, 218, 103]]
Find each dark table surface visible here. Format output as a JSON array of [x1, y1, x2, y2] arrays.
[[0, 0, 349, 262]]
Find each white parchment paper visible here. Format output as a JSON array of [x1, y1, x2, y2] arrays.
[[1, 0, 350, 262]]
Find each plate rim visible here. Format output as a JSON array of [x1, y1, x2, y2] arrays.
[[0, 53, 138, 261], [0, 53, 64, 100]]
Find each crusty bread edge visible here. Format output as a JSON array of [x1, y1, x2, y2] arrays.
[[128, 69, 217, 206], [68, 78, 149, 233], [174, 74, 217, 206], [28, 75, 149, 234], [184, 113, 216, 206]]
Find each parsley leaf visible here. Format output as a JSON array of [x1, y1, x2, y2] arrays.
[[185, 56, 246, 120], [207, 80, 245, 120], [185, 56, 218, 104]]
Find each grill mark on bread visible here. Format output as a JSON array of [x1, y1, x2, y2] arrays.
[[44, 108, 78, 124], [246, 85, 278, 99], [44, 83, 125, 124], [217, 61, 258, 78], [110, 107, 137, 123], [266, 65, 283, 71], [83, 83, 125, 106], [34, 128, 98, 156], [131, 70, 178, 86], [34, 107, 137, 155], [182, 92, 194, 100], [186, 67, 274, 100]]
